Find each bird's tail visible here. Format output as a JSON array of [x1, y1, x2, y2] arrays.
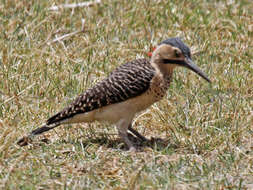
[[17, 122, 60, 146]]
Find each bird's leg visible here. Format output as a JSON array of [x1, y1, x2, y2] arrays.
[[128, 124, 148, 142], [116, 119, 136, 151], [118, 131, 136, 151]]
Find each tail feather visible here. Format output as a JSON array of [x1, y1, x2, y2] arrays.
[[46, 112, 62, 125], [29, 124, 58, 136], [17, 122, 60, 147]]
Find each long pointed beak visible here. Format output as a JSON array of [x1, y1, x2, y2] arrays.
[[183, 57, 211, 83]]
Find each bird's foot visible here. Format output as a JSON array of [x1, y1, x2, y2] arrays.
[[128, 126, 148, 142]]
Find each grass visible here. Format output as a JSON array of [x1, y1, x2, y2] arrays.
[[0, 0, 252, 189]]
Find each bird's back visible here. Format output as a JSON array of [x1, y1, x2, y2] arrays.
[[47, 58, 155, 125]]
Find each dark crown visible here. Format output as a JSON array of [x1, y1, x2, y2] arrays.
[[160, 37, 191, 58]]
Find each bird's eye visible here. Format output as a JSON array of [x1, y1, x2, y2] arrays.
[[174, 49, 180, 58]]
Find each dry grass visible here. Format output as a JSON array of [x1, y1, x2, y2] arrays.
[[0, 0, 252, 189]]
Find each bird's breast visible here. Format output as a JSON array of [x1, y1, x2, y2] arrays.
[[147, 74, 171, 101]]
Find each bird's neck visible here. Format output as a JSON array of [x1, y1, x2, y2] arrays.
[[151, 58, 175, 81]]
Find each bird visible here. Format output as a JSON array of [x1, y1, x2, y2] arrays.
[[17, 37, 211, 151]]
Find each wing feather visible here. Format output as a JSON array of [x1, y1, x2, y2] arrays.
[[47, 58, 155, 125]]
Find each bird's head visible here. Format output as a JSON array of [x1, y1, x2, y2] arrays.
[[150, 38, 211, 83]]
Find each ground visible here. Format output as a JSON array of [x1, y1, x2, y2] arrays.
[[0, 0, 252, 189]]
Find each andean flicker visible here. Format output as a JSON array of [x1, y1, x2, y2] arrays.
[[17, 37, 211, 151]]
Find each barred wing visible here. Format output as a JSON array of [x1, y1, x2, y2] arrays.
[[47, 59, 155, 125]]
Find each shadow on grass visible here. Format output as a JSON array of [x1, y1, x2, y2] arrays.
[[22, 132, 178, 152], [61, 133, 179, 151]]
